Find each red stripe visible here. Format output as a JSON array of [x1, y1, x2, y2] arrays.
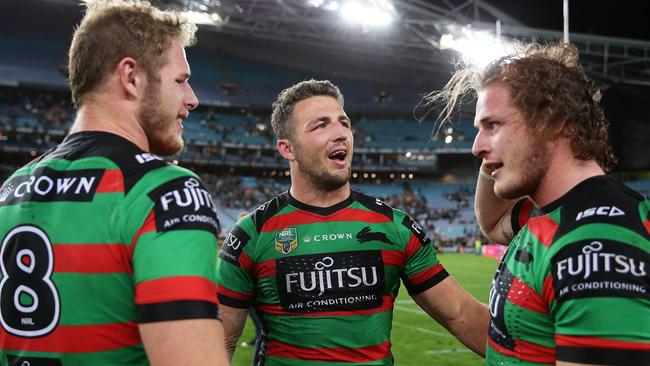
[[259, 294, 394, 317], [262, 208, 391, 232], [255, 259, 276, 279], [527, 214, 558, 247], [488, 337, 555, 364], [267, 339, 390, 362], [131, 210, 156, 247], [0, 322, 139, 353], [408, 264, 444, 285], [644, 217, 650, 236], [506, 277, 548, 314], [239, 252, 254, 272], [216, 284, 255, 301], [135, 276, 217, 304], [405, 235, 421, 258], [541, 275, 555, 305], [53, 243, 131, 274], [381, 250, 405, 267], [556, 334, 650, 351], [518, 199, 534, 228], [96, 169, 124, 193]]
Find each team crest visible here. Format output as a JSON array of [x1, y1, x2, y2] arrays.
[[275, 227, 298, 254]]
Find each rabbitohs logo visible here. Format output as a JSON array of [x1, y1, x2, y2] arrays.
[[275, 227, 298, 254]]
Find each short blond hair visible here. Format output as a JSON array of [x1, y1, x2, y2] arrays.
[[68, 0, 197, 107]]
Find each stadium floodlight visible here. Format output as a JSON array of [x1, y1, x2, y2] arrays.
[[324, 1, 339, 11], [440, 24, 515, 68], [184, 10, 224, 25], [340, 0, 394, 27], [308, 0, 326, 7]]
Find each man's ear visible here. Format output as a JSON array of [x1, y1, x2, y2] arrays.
[[277, 138, 296, 161], [117, 57, 142, 100]]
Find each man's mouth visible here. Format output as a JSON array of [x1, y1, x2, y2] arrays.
[[485, 162, 504, 177], [328, 150, 347, 161]]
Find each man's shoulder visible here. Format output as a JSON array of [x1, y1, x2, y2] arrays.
[[553, 175, 648, 240], [245, 191, 291, 233], [350, 189, 396, 221]]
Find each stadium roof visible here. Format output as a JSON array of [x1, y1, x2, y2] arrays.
[[9, 0, 650, 87]]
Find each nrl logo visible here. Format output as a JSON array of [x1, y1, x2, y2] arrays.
[[275, 227, 298, 254]]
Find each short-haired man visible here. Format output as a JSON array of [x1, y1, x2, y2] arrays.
[[430, 42, 650, 365], [0, 1, 228, 365], [216, 79, 489, 365]]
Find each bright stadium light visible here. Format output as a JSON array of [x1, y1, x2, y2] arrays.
[[324, 1, 339, 11], [340, 0, 394, 27], [184, 10, 214, 25], [440, 24, 515, 68]]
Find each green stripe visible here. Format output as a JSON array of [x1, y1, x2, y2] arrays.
[[132, 230, 217, 283], [554, 297, 650, 339], [550, 223, 649, 251], [263, 311, 393, 348], [52, 273, 134, 325], [504, 302, 554, 348]]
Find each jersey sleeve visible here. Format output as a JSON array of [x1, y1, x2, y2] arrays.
[[547, 199, 650, 364], [120, 168, 221, 323], [215, 215, 257, 309], [396, 212, 448, 296]]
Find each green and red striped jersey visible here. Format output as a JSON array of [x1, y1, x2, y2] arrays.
[[486, 175, 650, 365], [216, 190, 448, 365], [0, 131, 221, 366]]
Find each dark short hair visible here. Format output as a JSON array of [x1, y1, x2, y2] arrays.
[[271, 79, 344, 140]]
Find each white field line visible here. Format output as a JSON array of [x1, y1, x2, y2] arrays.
[[392, 321, 451, 337], [425, 348, 472, 355]]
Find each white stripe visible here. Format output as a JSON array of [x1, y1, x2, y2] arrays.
[[425, 348, 472, 355], [394, 304, 427, 315], [392, 321, 450, 337]]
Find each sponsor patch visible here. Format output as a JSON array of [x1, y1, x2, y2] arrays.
[[276, 251, 385, 313], [219, 226, 250, 266], [553, 240, 649, 302], [274, 227, 298, 254], [0, 167, 103, 206], [148, 177, 219, 236]]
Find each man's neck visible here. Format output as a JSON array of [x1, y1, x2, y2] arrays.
[[69, 101, 150, 152], [532, 142, 604, 207], [289, 178, 351, 208]]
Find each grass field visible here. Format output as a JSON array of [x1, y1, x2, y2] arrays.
[[232, 253, 498, 366]]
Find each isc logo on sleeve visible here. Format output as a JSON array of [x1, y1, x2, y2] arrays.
[[575, 206, 625, 221]]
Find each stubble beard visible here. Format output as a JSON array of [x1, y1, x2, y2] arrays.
[[294, 143, 351, 192], [138, 82, 183, 156], [494, 142, 550, 200]]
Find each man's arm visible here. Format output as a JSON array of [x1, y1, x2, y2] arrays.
[[140, 319, 230, 366], [219, 304, 249, 361], [475, 163, 518, 244], [412, 276, 489, 357]]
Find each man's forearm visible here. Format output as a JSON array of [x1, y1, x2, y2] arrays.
[[475, 164, 517, 244]]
